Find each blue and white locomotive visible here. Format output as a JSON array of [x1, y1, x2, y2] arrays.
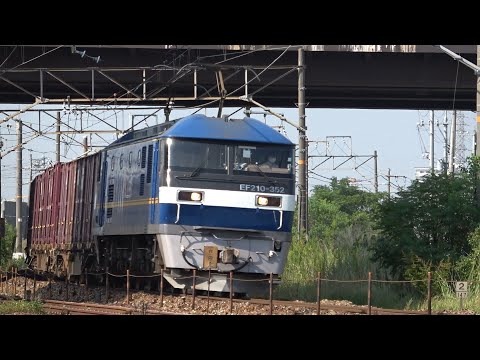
[[27, 113, 295, 295], [94, 113, 295, 294]]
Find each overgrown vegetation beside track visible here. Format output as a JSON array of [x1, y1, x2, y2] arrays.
[[0, 223, 26, 270], [278, 157, 480, 312], [0, 223, 16, 267], [0, 300, 44, 315]]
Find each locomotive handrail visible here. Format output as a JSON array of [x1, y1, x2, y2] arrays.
[[181, 229, 276, 243], [175, 204, 181, 224], [211, 233, 246, 241], [193, 226, 261, 234], [277, 210, 283, 230]]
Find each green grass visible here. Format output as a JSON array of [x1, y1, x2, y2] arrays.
[[276, 233, 427, 310], [412, 294, 480, 313], [0, 300, 45, 315], [277, 237, 480, 312]]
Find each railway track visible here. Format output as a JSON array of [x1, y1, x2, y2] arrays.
[[39, 297, 436, 315], [193, 294, 434, 315], [42, 300, 182, 315]]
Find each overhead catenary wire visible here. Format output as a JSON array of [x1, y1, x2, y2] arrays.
[[0, 45, 301, 200], [0, 46, 18, 68], [0, 45, 64, 75]]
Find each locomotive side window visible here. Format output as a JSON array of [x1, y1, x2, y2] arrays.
[[146, 144, 154, 183], [119, 154, 124, 170], [137, 149, 142, 167], [141, 146, 147, 168], [139, 174, 145, 196], [128, 151, 133, 168], [97, 156, 101, 181], [111, 155, 115, 171], [107, 183, 114, 218]]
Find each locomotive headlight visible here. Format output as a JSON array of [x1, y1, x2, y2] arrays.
[[257, 196, 269, 206], [178, 190, 203, 202], [190, 192, 202, 201], [256, 195, 282, 207]]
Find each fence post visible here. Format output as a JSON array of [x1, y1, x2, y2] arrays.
[[367, 271, 372, 315], [85, 268, 88, 299], [12, 267, 15, 296], [6, 268, 9, 295], [105, 267, 109, 302], [112, 271, 116, 299], [159, 268, 164, 307], [317, 272, 321, 315], [229, 271, 233, 314], [427, 271, 432, 315], [48, 274, 52, 299], [13, 267, 17, 297], [33, 268, 37, 300], [192, 269, 196, 310], [207, 269, 211, 314], [126, 269, 130, 305], [24, 268, 27, 300], [65, 272, 69, 301], [269, 273, 273, 315]]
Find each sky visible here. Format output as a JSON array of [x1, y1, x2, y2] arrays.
[[0, 104, 476, 202]]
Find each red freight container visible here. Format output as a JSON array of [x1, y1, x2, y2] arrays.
[[28, 153, 100, 252], [72, 154, 99, 246]]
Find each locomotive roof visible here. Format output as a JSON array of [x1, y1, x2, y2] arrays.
[[108, 114, 293, 147], [160, 114, 293, 145]]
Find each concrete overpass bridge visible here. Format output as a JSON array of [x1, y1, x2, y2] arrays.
[[0, 45, 477, 110]]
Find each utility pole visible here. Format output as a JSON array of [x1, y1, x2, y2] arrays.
[[443, 112, 448, 173], [297, 46, 307, 237], [83, 136, 88, 155], [477, 45, 480, 157], [30, 153, 33, 182], [305, 138, 309, 234], [56, 111, 61, 163], [15, 119, 22, 254], [449, 110, 456, 174], [435, 46, 479, 158], [434, 45, 480, 204], [0, 127, 3, 205], [374, 150, 378, 193], [430, 110, 435, 172], [387, 168, 391, 198], [473, 130, 477, 156], [386, 169, 407, 198]]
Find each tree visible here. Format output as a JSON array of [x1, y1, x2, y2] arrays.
[[0, 223, 16, 267], [372, 157, 480, 279], [308, 178, 386, 244]]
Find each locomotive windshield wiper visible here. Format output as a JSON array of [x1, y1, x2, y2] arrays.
[[188, 166, 203, 178], [252, 164, 277, 185]]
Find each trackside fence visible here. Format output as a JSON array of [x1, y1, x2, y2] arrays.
[[1, 266, 473, 315]]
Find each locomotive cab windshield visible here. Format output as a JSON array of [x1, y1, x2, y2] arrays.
[[167, 138, 294, 179]]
